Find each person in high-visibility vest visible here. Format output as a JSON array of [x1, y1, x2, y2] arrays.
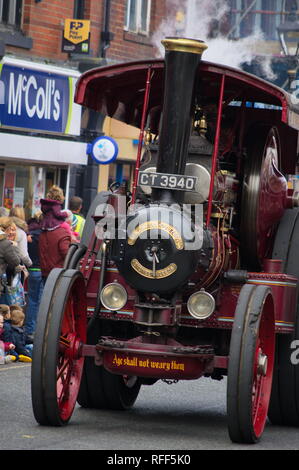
[[68, 196, 85, 238]]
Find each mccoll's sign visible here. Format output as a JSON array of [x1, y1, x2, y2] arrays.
[[0, 62, 80, 135]]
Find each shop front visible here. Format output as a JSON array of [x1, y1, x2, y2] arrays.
[[0, 57, 87, 218], [98, 117, 139, 192]]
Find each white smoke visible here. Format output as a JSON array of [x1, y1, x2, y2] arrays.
[[152, 0, 276, 81]]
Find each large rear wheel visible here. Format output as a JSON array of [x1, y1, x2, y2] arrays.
[[227, 284, 275, 443], [101, 369, 141, 410], [268, 208, 299, 425], [77, 318, 108, 409], [241, 125, 283, 270], [77, 317, 141, 410]]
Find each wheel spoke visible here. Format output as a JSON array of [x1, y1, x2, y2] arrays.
[[57, 362, 72, 406], [57, 356, 71, 382], [252, 373, 264, 424]]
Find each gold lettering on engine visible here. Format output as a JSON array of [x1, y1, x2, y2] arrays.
[[131, 259, 177, 279], [128, 221, 184, 250]]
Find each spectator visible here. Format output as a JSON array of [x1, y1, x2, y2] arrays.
[[0, 222, 22, 305], [25, 211, 44, 341], [1, 214, 32, 269], [0, 223, 21, 274], [7, 305, 32, 362], [61, 209, 80, 244], [0, 313, 16, 363], [9, 207, 32, 269], [69, 196, 85, 237], [0, 304, 12, 342], [0, 217, 27, 307], [39, 185, 71, 281], [40, 185, 68, 231]]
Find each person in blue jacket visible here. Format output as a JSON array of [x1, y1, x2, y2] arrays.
[[24, 211, 44, 342], [9, 305, 32, 361]]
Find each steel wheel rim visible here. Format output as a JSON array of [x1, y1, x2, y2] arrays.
[[56, 278, 86, 422], [241, 126, 281, 269]]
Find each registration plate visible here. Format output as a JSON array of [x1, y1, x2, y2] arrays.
[[138, 171, 197, 191]]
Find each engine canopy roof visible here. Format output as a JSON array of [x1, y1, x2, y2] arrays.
[[75, 59, 299, 133]]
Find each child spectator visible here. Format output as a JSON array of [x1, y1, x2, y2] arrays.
[[0, 313, 16, 363], [61, 209, 80, 244], [25, 211, 44, 341], [0, 304, 12, 340], [69, 196, 85, 237], [8, 305, 32, 362]]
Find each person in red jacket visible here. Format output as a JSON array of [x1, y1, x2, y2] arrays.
[[38, 185, 71, 281]]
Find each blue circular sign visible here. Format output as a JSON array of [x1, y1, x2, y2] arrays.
[[87, 136, 118, 165]]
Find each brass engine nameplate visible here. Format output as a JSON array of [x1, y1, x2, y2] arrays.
[[128, 221, 184, 250], [131, 259, 177, 279]]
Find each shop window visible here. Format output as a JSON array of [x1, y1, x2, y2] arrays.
[[45, 170, 55, 196], [58, 168, 68, 201], [0, 165, 69, 220], [3, 166, 29, 213], [125, 0, 151, 35], [0, 0, 22, 28]]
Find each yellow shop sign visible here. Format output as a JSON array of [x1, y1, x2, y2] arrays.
[[62, 19, 90, 54]]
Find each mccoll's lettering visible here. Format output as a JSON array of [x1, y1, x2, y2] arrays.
[[0, 64, 71, 134], [8, 74, 61, 121]]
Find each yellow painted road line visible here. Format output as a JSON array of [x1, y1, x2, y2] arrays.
[[0, 364, 31, 372]]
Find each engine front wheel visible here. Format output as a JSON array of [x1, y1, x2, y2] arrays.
[[227, 284, 275, 443], [32, 269, 87, 426], [31, 268, 65, 425]]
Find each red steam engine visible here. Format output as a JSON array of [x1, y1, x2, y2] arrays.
[[31, 38, 299, 443]]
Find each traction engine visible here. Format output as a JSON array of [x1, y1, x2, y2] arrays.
[[32, 38, 299, 444]]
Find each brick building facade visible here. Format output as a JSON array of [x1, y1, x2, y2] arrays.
[[5, 0, 167, 64], [0, 0, 169, 215]]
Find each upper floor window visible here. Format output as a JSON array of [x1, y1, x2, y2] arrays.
[[284, 0, 299, 21], [229, 0, 295, 40], [0, 0, 22, 29], [125, 0, 151, 35]]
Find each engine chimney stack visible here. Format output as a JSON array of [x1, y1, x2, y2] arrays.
[[154, 37, 207, 202]]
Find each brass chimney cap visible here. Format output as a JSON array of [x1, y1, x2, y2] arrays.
[[162, 37, 208, 55]]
